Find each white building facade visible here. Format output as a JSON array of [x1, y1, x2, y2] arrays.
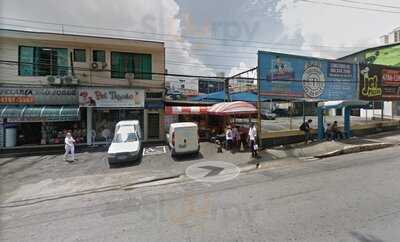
[[0, 29, 165, 148]]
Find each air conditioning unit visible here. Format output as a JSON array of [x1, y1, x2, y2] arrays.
[[47, 75, 61, 85], [61, 75, 79, 85], [125, 72, 135, 80], [91, 62, 108, 71]]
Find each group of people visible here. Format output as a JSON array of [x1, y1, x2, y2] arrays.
[[300, 119, 344, 144], [225, 123, 258, 158]]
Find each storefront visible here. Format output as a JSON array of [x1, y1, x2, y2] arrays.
[[79, 87, 149, 144], [0, 86, 82, 147]]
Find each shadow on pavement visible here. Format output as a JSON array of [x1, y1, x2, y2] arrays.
[[171, 152, 204, 162]]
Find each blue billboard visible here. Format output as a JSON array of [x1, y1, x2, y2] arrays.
[[258, 51, 358, 100]]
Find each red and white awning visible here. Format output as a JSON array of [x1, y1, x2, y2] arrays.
[[165, 106, 209, 115], [208, 101, 257, 116]]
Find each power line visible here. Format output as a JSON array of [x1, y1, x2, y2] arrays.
[[298, 0, 400, 13], [0, 16, 378, 49], [0, 59, 360, 83], [335, 0, 400, 10]]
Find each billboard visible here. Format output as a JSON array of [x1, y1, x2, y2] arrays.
[[165, 78, 199, 101], [359, 64, 400, 100], [258, 51, 358, 101], [365, 44, 400, 67]]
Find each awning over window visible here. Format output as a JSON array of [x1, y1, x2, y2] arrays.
[[0, 105, 80, 121]]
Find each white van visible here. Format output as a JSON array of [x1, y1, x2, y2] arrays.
[[167, 122, 200, 156], [107, 120, 142, 166]]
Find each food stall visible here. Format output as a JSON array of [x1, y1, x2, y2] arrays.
[[165, 101, 257, 141]]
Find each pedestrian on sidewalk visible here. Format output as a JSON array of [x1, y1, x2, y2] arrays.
[[226, 125, 233, 150], [331, 121, 343, 140], [300, 119, 313, 144], [64, 132, 76, 162], [232, 125, 240, 148], [248, 123, 258, 158], [326, 123, 333, 141]]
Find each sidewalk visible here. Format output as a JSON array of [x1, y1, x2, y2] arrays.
[[260, 130, 400, 161]]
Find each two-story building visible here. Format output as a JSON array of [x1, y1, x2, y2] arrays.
[[0, 29, 165, 148]]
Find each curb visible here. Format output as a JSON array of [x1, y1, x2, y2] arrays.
[[314, 143, 395, 159]]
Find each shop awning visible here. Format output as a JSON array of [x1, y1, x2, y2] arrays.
[[208, 101, 257, 116], [165, 106, 209, 115], [0, 105, 80, 121]]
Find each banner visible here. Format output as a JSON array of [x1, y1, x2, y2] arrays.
[[79, 87, 144, 107], [0, 86, 78, 105], [258, 51, 358, 100], [359, 64, 400, 100]]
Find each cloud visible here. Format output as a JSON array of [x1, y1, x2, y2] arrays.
[[0, 0, 215, 76], [277, 0, 400, 58]]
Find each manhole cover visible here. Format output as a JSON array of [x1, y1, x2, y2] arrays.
[[185, 161, 240, 183]]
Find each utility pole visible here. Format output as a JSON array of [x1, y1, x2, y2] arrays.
[[224, 67, 257, 102]]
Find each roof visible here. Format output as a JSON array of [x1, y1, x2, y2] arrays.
[[191, 91, 268, 102], [318, 100, 369, 109], [337, 42, 400, 60], [170, 122, 198, 128], [208, 101, 257, 116]]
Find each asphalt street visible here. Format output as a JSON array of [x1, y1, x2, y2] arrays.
[[1, 146, 400, 242]]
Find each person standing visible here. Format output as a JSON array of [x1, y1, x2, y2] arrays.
[[232, 125, 240, 148], [331, 121, 343, 140], [225, 125, 233, 150], [64, 132, 76, 162], [248, 123, 257, 158], [300, 119, 313, 144]]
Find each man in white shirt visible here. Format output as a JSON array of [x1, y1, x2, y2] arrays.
[[226, 125, 233, 150], [248, 123, 257, 157], [64, 132, 76, 162]]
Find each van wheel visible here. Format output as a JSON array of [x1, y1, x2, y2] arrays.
[[108, 162, 115, 168]]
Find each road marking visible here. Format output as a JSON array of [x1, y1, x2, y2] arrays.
[[186, 161, 240, 183]]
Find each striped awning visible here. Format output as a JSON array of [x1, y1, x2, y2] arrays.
[[208, 101, 257, 116], [165, 106, 209, 115], [0, 105, 80, 121]]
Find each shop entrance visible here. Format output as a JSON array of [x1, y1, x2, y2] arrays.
[[147, 113, 160, 139], [93, 108, 144, 143]]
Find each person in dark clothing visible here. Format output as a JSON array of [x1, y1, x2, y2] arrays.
[[326, 123, 333, 141], [300, 119, 313, 144], [331, 121, 343, 140]]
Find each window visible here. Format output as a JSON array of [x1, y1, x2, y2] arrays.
[[74, 49, 86, 62], [18, 46, 68, 76], [93, 50, 105, 62], [111, 52, 152, 80]]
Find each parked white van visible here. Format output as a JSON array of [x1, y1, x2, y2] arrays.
[[107, 120, 142, 166], [167, 122, 200, 156]]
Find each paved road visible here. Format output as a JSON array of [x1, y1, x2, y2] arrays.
[[1, 146, 399, 241]]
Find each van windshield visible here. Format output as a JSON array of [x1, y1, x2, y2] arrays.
[[113, 132, 138, 143]]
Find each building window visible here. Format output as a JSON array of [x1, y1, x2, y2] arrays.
[[93, 50, 105, 62], [146, 92, 163, 99], [111, 52, 152, 80], [18, 46, 68, 76], [74, 49, 86, 62]]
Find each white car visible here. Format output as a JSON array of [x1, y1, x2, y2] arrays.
[[107, 120, 142, 166], [167, 122, 200, 156]]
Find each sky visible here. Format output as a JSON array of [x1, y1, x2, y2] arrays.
[[0, 0, 399, 78]]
